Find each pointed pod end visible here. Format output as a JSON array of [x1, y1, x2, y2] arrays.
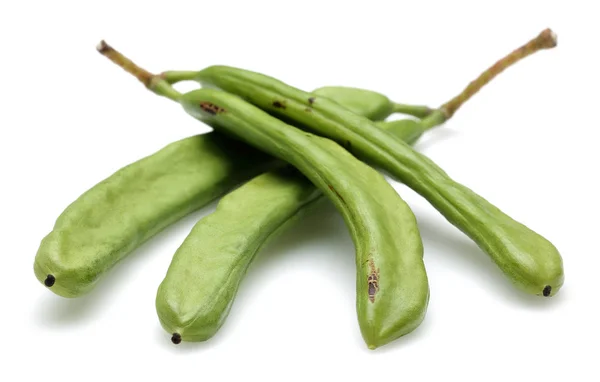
[[44, 274, 55, 287], [542, 285, 552, 297], [171, 333, 182, 345]]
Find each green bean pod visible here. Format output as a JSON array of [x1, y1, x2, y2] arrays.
[[157, 166, 322, 343], [176, 88, 429, 349], [34, 77, 427, 298], [156, 118, 427, 347], [33, 134, 276, 297], [181, 65, 564, 297]]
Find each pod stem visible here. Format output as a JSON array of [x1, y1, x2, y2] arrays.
[[98, 29, 557, 129], [96, 40, 182, 102], [160, 70, 199, 85], [439, 28, 558, 119], [419, 110, 448, 131]]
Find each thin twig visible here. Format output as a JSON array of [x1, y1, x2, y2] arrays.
[[440, 28, 557, 119]]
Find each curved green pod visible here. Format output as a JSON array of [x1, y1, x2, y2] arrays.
[[156, 118, 428, 347], [34, 82, 427, 298], [176, 88, 429, 349], [33, 134, 276, 298], [188, 64, 564, 297], [157, 167, 322, 342]]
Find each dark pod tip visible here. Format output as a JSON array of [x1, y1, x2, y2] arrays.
[[171, 333, 182, 345], [542, 285, 552, 297], [44, 275, 56, 287]]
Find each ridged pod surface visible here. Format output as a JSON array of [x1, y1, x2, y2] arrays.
[[190, 65, 564, 297], [156, 116, 428, 347], [33, 134, 275, 297], [175, 88, 430, 349], [33, 86, 418, 298]]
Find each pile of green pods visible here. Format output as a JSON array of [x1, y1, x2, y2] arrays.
[[34, 29, 563, 350]]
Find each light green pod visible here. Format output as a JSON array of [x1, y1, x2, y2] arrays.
[[380, 119, 424, 146], [177, 88, 429, 349], [313, 86, 433, 121], [190, 65, 564, 297], [156, 118, 427, 346], [156, 166, 322, 342], [33, 134, 276, 297], [34, 84, 425, 298]]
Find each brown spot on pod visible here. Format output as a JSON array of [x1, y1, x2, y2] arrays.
[[199, 102, 225, 115], [368, 282, 377, 299], [367, 259, 380, 303], [272, 100, 286, 109], [308, 97, 315, 105], [304, 108, 312, 112]]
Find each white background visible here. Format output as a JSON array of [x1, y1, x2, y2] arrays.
[[1, 1, 598, 381]]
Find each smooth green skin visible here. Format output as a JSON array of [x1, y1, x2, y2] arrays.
[[33, 134, 276, 298], [313, 86, 432, 121], [156, 119, 426, 347], [156, 166, 322, 342], [384, 119, 424, 146], [190, 66, 564, 297], [33, 84, 420, 298], [179, 88, 429, 349]]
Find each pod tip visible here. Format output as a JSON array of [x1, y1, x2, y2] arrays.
[[171, 333, 182, 345], [542, 285, 552, 297], [44, 274, 56, 287]]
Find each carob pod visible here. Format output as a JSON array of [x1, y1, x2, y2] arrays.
[[33, 133, 276, 297], [177, 87, 430, 349], [155, 115, 435, 347], [33, 78, 427, 298], [163, 29, 565, 298]]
